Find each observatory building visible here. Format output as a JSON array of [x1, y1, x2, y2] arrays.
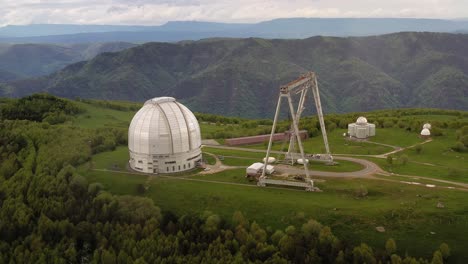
[[128, 97, 202, 174], [420, 123, 431, 138], [347, 116, 376, 139]]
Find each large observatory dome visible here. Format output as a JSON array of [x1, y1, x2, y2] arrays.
[[128, 97, 202, 174]]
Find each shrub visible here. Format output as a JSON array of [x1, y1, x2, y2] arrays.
[[355, 185, 368, 198]]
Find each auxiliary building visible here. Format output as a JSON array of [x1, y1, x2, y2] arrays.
[[347, 116, 376, 139], [128, 97, 202, 174]]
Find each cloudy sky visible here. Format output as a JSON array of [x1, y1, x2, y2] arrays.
[[1, 0, 467, 26]]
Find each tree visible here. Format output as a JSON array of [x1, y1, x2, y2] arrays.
[[355, 185, 368, 198], [101, 249, 117, 264], [232, 211, 249, 228], [335, 250, 346, 264], [391, 254, 402, 264], [452, 141, 466, 152], [431, 250, 443, 264], [415, 144, 422, 154], [353, 243, 376, 264], [400, 155, 409, 166], [271, 230, 285, 246], [385, 238, 397, 255], [439, 243, 450, 259], [387, 155, 393, 166]]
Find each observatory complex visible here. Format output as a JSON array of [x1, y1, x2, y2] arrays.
[[347, 116, 376, 139], [128, 97, 202, 174]]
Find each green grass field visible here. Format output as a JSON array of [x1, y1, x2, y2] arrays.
[[78, 145, 468, 262], [79, 149, 468, 262], [73, 101, 136, 128], [73, 100, 468, 262], [242, 129, 395, 155]]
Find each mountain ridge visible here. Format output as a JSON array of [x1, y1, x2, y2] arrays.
[[2, 32, 468, 118], [2, 18, 468, 43], [0, 42, 136, 81]]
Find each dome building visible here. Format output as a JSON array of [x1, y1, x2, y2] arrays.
[[420, 128, 431, 137], [420, 123, 431, 139], [128, 97, 202, 174], [347, 116, 376, 139]]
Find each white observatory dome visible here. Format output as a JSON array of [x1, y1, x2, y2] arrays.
[[423, 123, 432, 130], [128, 97, 202, 174], [420, 128, 431, 136], [356, 116, 368, 125]]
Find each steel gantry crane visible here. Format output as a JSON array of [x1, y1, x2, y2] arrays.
[[261, 72, 332, 182]]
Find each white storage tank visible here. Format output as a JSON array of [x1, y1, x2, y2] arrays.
[[262, 157, 277, 164]]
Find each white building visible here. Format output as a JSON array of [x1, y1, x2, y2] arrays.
[[420, 128, 431, 137], [128, 97, 202, 174], [420, 123, 431, 138], [423, 123, 432, 130], [246, 163, 275, 176], [348, 116, 376, 139]]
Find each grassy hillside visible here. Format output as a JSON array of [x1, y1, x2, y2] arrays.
[[68, 100, 468, 262], [4, 32, 468, 118], [2, 95, 468, 262]]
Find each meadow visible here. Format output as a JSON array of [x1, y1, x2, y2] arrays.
[[73, 100, 468, 262]]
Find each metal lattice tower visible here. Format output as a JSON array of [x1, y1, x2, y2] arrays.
[[261, 72, 332, 180]]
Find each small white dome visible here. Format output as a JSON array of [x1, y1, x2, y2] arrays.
[[423, 123, 431, 130], [356, 116, 368, 125], [420, 128, 431, 136]]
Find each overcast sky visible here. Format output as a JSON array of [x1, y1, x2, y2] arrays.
[[1, 0, 467, 26]]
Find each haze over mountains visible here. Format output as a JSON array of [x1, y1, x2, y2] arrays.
[[2, 32, 467, 118], [1, 18, 468, 43], [0, 42, 136, 81]]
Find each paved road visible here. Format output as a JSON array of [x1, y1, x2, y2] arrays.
[[202, 144, 468, 191], [203, 145, 383, 178]]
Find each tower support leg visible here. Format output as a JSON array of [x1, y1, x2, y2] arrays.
[[262, 94, 283, 178]]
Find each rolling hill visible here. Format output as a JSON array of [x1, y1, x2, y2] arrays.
[[2, 32, 468, 118], [0, 42, 136, 81]]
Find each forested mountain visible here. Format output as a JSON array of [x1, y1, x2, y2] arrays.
[[0, 42, 136, 81], [2, 32, 468, 118], [2, 18, 468, 43]]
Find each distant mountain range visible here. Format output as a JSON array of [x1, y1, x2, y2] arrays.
[[2, 32, 467, 118], [2, 18, 468, 43], [0, 42, 136, 81]]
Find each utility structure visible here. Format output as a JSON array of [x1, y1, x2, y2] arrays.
[[259, 72, 331, 190]]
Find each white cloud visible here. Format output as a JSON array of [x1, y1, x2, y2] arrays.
[[0, 0, 467, 26]]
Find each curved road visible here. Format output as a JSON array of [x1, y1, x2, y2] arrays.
[[202, 144, 468, 191], [203, 145, 383, 178]]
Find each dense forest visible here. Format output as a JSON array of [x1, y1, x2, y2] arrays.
[[0, 95, 461, 263]]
